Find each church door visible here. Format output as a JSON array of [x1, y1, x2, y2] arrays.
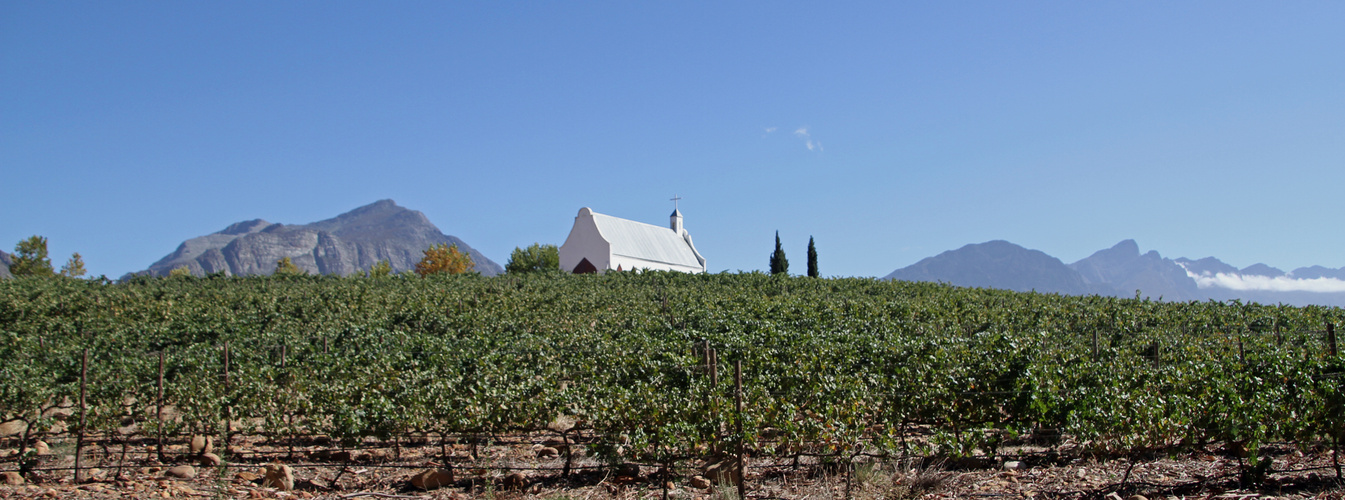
[[573, 258, 598, 274]]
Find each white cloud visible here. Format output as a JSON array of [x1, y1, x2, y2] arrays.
[[793, 127, 822, 152], [1184, 269, 1345, 293], [764, 127, 777, 134]]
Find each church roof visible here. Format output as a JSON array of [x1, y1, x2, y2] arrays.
[[588, 210, 702, 268]]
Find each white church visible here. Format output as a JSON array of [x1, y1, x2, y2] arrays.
[[558, 207, 707, 274]]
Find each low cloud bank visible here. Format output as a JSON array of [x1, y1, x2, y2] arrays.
[[1185, 270, 1345, 293]]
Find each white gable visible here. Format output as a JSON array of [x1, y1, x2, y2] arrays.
[[559, 207, 706, 274]]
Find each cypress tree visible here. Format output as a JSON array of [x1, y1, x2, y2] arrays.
[[807, 236, 818, 278], [770, 231, 789, 275]]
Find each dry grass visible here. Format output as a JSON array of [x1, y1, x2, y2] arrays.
[[849, 459, 948, 500]]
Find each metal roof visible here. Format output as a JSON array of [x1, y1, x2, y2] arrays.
[[589, 211, 702, 268]]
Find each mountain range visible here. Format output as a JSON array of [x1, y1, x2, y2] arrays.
[[885, 239, 1345, 307], [131, 200, 502, 278]]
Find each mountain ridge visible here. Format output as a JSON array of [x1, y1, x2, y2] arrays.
[[133, 200, 502, 278], [883, 240, 1103, 295], [887, 240, 1345, 307]]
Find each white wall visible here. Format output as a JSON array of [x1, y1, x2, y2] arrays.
[[611, 254, 704, 274], [559, 208, 611, 273]]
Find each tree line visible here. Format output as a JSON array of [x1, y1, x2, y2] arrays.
[[6, 235, 85, 278], [7, 234, 818, 280]]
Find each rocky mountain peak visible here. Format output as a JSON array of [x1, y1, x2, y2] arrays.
[[220, 219, 271, 236], [134, 200, 502, 278]]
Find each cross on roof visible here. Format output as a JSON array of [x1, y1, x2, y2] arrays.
[[670, 195, 682, 211]]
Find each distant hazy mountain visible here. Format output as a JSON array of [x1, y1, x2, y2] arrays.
[[887, 240, 1345, 307], [883, 240, 1099, 295], [1173, 257, 1238, 277], [1240, 263, 1285, 278], [1289, 266, 1345, 280], [1069, 240, 1199, 301], [0, 250, 10, 279], [133, 200, 502, 278]]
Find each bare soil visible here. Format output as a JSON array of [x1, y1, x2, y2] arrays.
[[2, 435, 1344, 499]]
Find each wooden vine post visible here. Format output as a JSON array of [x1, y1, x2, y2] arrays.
[[282, 344, 295, 460], [157, 350, 166, 463], [75, 349, 88, 483], [223, 341, 232, 447], [1328, 322, 1337, 357], [709, 346, 719, 454], [734, 359, 745, 500]]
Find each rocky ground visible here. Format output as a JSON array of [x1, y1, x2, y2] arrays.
[[2, 435, 1344, 499]]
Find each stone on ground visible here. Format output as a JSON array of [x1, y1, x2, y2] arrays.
[[189, 435, 213, 455], [262, 463, 294, 491], [410, 469, 455, 491], [165, 465, 196, 479]]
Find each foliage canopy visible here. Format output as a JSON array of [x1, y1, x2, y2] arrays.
[[506, 243, 560, 274], [274, 256, 305, 276], [59, 252, 86, 278], [11, 236, 54, 277], [415, 243, 474, 276]]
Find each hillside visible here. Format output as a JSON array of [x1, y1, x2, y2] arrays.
[[134, 200, 502, 278], [887, 239, 1345, 307], [883, 240, 1105, 295]]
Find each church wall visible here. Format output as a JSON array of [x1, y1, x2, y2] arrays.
[[610, 254, 704, 274], [559, 209, 611, 273]]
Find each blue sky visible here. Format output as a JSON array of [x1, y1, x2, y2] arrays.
[[3, 2, 1342, 278]]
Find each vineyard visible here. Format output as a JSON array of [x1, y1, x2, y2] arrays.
[[2, 271, 1345, 497]]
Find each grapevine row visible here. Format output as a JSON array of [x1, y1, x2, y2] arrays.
[[1, 272, 1342, 470]]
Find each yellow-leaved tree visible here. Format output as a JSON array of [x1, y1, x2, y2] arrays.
[[415, 243, 474, 276], [274, 256, 305, 276]]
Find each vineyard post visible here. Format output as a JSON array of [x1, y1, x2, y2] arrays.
[[157, 350, 165, 463], [1091, 330, 1098, 361], [1328, 323, 1337, 357], [1238, 334, 1245, 365], [1332, 432, 1342, 482], [710, 347, 719, 454], [223, 341, 232, 446], [323, 336, 329, 354], [701, 340, 711, 453], [735, 359, 745, 500], [75, 348, 88, 483], [282, 344, 294, 460]]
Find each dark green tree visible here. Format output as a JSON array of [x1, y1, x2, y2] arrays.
[[506, 243, 560, 274], [11, 236, 54, 277], [806, 236, 818, 278], [365, 260, 393, 278], [59, 252, 86, 277], [769, 231, 789, 275]]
